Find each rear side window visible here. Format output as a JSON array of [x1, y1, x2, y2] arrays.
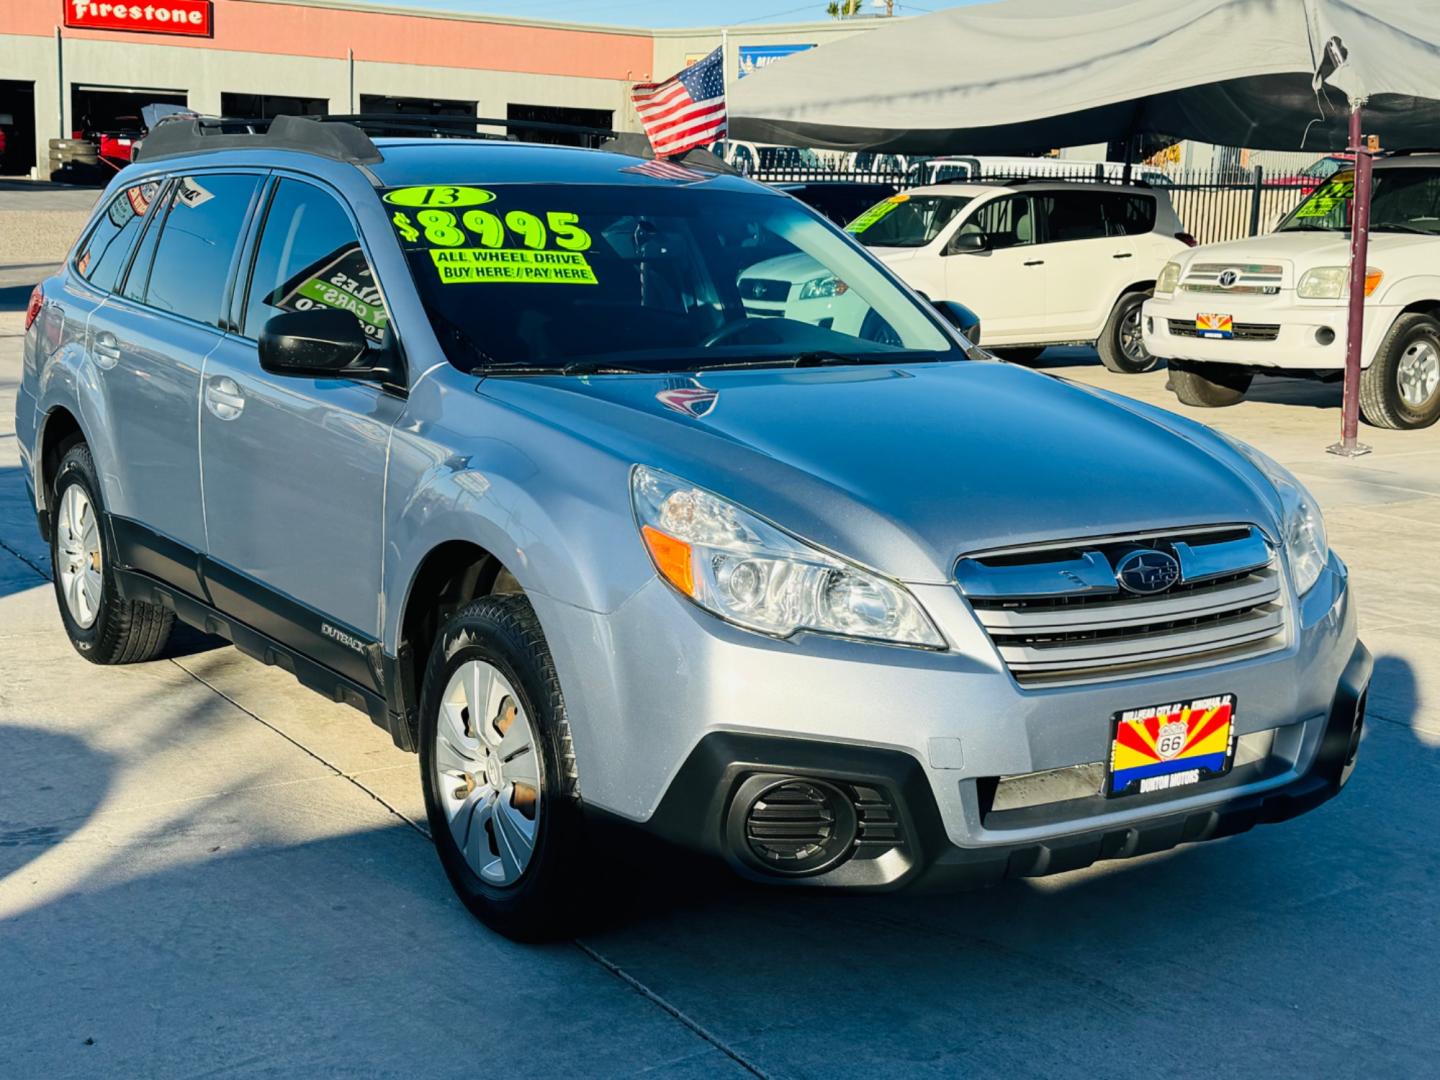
[[75, 180, 163, 293], [1035, 191, 1108, 242], [1103, 193, 1157, 236], [140, 173, 262, 328], [241, 178, 388, 346]]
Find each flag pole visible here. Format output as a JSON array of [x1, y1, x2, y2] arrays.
[[1327, 101, 1373, 457]]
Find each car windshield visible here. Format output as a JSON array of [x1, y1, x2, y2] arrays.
[[383, 182, 958, 374], [1279, 167, 1440, 235], [845, 193, 973, 248]]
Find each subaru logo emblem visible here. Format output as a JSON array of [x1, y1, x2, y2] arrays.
[[1217, 268, 1240, 288], [1114, 549, 1181, 595]]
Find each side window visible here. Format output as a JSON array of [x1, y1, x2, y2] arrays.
[[74, 179, 164, 293], [967, 195, 1033, 250], [121, 181, 172, 304], [1035, 191, 1108, 243], [142, 173, 263, 327], [1102, 193, 1157, 236], [242, 179, 389, 347]]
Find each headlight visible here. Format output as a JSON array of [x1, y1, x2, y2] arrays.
[[1220, 436, 1329, 594], [631, 465, 944, 648], [1156, 261, 1181, 295], [1297, 265, 1383, 300], [798, 274, 848, 300]]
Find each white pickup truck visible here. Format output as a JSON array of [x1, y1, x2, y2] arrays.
[[1143, 154, 1440, 429]]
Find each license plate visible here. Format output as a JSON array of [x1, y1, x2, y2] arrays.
[[1106, 694, 1237, 798], [1196, 313, 1234, 339]]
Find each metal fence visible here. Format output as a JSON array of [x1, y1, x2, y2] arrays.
[[751, 162, 1314, 245]]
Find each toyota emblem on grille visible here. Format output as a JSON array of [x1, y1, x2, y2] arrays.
[[1217, 268, 1240, 288], [1115, 549, 1181, 594]]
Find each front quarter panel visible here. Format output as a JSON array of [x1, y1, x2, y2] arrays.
[[382, 366, 655, 653]]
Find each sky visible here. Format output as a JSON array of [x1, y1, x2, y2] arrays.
[[369, 0, 981, 29]]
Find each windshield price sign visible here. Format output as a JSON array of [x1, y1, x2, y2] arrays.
[[845, 194, 907, 234], [385, 186, 598, 286], [1295, 175, 1355, 219]]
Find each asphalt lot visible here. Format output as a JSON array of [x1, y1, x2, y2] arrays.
[[2, 248, 1438, 1079]]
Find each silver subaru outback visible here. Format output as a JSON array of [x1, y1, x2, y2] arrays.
[[15, 118, 1369, 939]]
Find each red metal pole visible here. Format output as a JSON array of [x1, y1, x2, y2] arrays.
[[1330, 104, 1373, 457]]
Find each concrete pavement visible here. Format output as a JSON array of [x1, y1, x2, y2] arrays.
[[1, 259, 1437, 1078]]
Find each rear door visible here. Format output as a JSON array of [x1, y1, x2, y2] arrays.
[[1031, 189, 1135, 338], [90, 171, 263, 573], [941, 193, 1047, 343], [199, 175, 402, 679]]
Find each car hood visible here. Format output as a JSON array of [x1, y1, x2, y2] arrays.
[[739, 251, 825, 283], [1183, 229, 1437, 270], [480, 362, 1274, 583]]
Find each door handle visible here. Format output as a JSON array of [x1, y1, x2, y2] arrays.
[[92, 330, 121, 369], [205, 376, 246, 421], [1023, 260, 1045, 266], [1112, 252, 1134, 259]]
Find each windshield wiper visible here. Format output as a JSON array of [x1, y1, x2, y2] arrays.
[[694, 350, 942, 372], [1373, 223, 1437, 235], [479, 359, 650, 377], [1282, 222, 1341, 232]]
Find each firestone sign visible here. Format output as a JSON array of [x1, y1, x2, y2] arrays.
[[64, 0, 214, 38]]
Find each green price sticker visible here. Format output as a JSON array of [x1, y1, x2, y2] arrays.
[[1296, 176, 1355, 219], [430, 248, 598, 285], [384, 186, 495, 208], [845, 198, 904, 234]]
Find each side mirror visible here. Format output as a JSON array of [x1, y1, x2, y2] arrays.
[[259, 309, 390, 382], [948, 230, 988, 255], [931, 299, 982, 344]]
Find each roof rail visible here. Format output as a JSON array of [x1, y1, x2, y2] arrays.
[[135, 114, 383, 165], [326, 112, 621, 146]]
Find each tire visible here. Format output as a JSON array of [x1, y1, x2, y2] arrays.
[[1098, 290, 1159, 373], [50, 443, 175, 665], [419, 595, 582, 940], [992, 346, 1046, 365], [1359, 312, 1440, 429], [1168, 361, 1253, 407]]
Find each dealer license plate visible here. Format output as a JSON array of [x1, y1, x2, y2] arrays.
[[1196, 313, 1234, 339], [1106, 694, 1237, 798]]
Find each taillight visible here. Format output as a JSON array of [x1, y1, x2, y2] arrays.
[[1176, 232, 1198, 248], [24, 285, 43, 332]]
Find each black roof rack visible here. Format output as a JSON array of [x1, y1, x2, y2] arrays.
[[135, 114, 384, 164]]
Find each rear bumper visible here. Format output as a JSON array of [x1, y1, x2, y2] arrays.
[[636, 639, 1371, 892]]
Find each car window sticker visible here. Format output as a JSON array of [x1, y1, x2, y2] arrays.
[[845, 193, 908, 234]]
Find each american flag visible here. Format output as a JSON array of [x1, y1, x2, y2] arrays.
[[631, 47, 727, 159]]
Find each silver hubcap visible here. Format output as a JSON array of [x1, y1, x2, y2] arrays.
[[1397, 338, 1440, 408], [434, 660, 541, 886], [57, 484, 103, 629], [1120, 303, 1150, 364]]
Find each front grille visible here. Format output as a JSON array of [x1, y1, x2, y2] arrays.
[[1168, 319, 1280, 341], [742, 305, 784, 317], [741, 278, 791, 302], [957, 525, 1287, 687], [1182, 262, 1283, 295]]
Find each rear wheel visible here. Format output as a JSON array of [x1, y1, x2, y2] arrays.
[[50, 443, 175, 664], [1098, 290, 1158, 373], [1168, 361, 1253, 407], [419, 595, 582, 940], [992, 346, 1046, 365], [1359, 312, 1440, 429]]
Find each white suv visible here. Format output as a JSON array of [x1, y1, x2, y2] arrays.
[[1143, 155, 1440, 429], [843, 180, 1191, 372]]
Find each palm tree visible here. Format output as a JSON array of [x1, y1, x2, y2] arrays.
[[826, 0, 864, 16]]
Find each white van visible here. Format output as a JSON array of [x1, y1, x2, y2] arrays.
[[844, 180, 1191, 371]]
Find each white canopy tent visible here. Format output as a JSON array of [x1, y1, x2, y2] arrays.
[[729, 0, 1440, 453]]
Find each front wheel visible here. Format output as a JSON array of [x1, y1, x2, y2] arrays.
[[1360, 312, 1440, 429], [1168, 361, 1253, 407], [1098, 290, 1159, 373], [418, 595, 582, 940]]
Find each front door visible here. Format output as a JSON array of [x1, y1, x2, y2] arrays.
[[200, 176, 402, 682], [942, 193, 1048, 344]]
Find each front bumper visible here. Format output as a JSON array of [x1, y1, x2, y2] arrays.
[[640, 638, 1370, 890], [1142, 292, 1397, 372], [535, 550, 1361, 889]]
